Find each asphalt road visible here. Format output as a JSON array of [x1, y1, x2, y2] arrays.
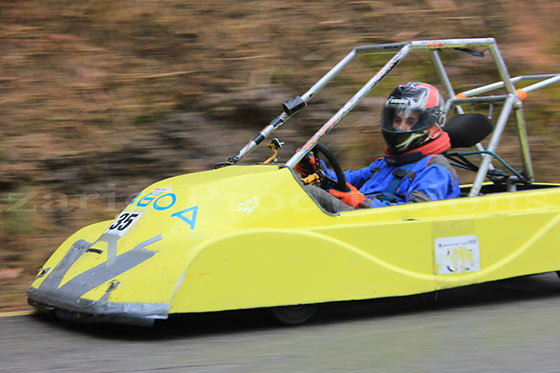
[[3, 273, 560, 372]]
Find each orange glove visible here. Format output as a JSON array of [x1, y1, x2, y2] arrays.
[[329, 183, 367, 209], [294, 151, 317, 176]]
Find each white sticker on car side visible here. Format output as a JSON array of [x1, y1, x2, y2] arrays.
[[152, 187, 172, 195], [105, 211, 144, 237], [236, 197, 259, 214], [435, 235, 480, 274]]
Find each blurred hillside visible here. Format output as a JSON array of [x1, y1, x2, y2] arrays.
[[1, 0, 559, 308]]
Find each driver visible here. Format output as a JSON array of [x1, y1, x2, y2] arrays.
[[296, 82, 460, 213]]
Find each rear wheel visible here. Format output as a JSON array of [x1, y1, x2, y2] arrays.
[[270, 304, 318, 326]]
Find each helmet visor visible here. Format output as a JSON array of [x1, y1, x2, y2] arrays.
[[381, 106, 432, 133], [381, 106, 433, 153]]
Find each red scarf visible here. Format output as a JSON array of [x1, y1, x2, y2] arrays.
[[384, 132, 451, 165]]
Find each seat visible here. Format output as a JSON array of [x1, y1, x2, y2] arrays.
[[443, 113, 494, 149], [443, 113, 530, 192]]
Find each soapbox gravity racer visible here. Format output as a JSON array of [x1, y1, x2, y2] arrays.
[[28, 38, 560, 326]]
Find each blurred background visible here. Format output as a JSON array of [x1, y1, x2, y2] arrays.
[[1, 0, 559, 309]]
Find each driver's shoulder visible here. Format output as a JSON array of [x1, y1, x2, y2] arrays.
[[424, 154, 454, 173], [369, 157, 387, 169], [417, 154, 457, 182]]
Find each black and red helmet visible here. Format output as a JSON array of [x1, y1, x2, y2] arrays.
[[381, 82, 446, 154]]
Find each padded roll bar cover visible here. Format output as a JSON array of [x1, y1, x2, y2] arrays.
[[443, 113, 494, 148]]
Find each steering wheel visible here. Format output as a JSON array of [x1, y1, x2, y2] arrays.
[[311, 143, 349, 192]]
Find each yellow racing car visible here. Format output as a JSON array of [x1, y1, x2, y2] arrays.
[[28, 38, 560, 326]]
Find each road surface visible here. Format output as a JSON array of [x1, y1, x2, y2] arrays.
[[2, 273, 560, 372]]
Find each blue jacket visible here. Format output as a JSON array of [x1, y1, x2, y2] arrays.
[[324, 154, 460, 208]]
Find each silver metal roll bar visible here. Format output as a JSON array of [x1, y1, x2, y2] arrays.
[[228, 38, 559, 197]]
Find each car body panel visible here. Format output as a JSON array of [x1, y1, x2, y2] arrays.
[[28, 164, 560, 323]]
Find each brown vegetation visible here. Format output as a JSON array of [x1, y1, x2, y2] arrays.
[[1, 0, 559, 308]]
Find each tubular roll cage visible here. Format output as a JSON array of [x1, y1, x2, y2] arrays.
[[228, 38, 560, 197]]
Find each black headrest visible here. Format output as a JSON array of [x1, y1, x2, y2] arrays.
[[443, 113, 494, 148]]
